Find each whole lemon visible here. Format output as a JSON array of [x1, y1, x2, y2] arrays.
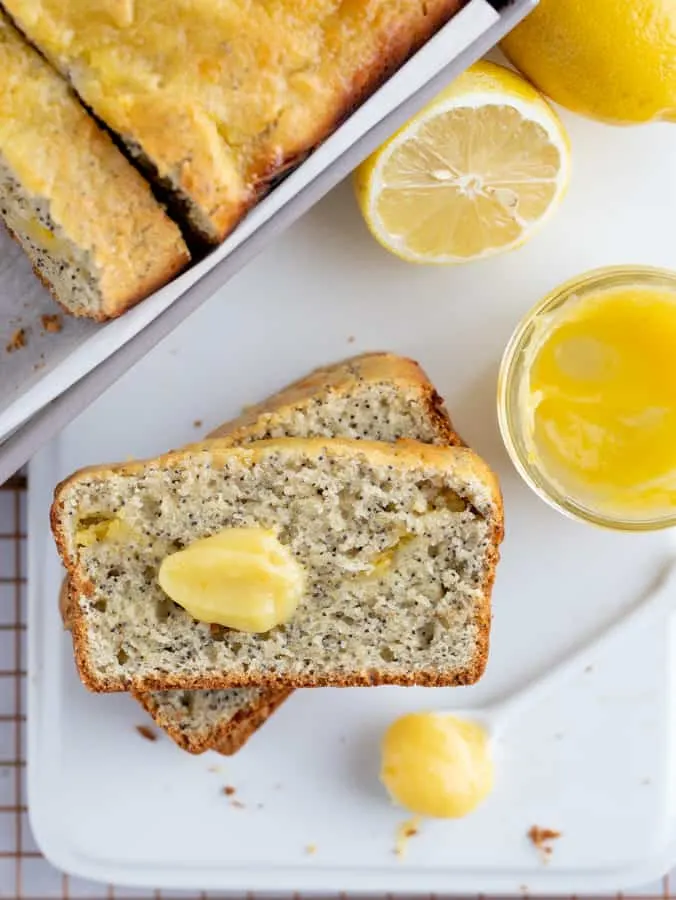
[[501, 0, 676, 124]]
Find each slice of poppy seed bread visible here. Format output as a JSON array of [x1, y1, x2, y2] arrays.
[[52, 436, 503, 694], [60, 352, 467, 754]]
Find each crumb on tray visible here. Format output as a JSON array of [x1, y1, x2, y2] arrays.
[[6, 328, 26, 353], [223, 785, 236, 796], [40, 313, 62, 333], [305, 843, 317, 855], [347, 335, 356, 343], [193, 419, 203, 429], [135, 725, 157, 742], [394, 816, 421, 858], [230, 799, 245, 809], [527, 825, 561, 862]]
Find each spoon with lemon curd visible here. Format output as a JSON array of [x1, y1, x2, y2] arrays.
[[381, 558, 676, 819]]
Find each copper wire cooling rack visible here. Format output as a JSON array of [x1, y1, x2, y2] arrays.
[[0, 472, 674, 900]]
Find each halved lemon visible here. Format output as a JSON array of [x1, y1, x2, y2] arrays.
[[354, 61, 571, 265]]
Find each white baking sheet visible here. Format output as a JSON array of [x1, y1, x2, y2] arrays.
[[0, 0, 499, 445], [27, 106, 676, 893]]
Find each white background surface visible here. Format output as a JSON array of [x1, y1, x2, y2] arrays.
[[23, 99, 676, 895]]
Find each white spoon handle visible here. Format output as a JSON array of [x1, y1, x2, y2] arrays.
[[489, 558, 676, 734]]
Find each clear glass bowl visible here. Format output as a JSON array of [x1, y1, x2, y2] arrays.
[[497, 265, 676, 531]]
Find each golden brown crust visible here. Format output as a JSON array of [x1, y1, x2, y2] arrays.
[[74, 659, 491, 694], [213, 0, 469, 243], [176, 0, 468, 242], [97, 245, 190, 322], [53, 437, 502, 695], [56, 352, 470, 750], [4, 1, 466, 244], [196, 351, 463, 448], [58, 577, 71, 627]]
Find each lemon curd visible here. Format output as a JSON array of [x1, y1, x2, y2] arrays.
[[499, 267, 676, 528], [380, 712, 494, 818], [158, 528, 305, 632]]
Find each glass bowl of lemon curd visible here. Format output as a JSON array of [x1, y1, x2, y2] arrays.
[[498, 266, 676, 531]]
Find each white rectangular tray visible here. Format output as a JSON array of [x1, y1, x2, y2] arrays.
[[27, 103, 676, 894], [0, 0, 509, 463]]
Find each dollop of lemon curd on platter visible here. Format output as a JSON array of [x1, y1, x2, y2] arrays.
[[380, 712, 494, 818], [522, 285, 676, 520]]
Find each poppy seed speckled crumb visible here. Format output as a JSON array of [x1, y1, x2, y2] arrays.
[[54, 437, 502, 693]]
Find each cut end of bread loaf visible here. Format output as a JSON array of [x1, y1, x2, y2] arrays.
[[0, 154, 187, 319], [53, 437, 503, 694], [0, 12, 189, 319], [0, 156, 104, 318]]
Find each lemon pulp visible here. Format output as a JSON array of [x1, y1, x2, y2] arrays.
[[354, 61, 569, 265], [524, 285, 676, 518]]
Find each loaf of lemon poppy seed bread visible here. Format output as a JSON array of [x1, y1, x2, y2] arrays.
[[3, 0, 467, 243]]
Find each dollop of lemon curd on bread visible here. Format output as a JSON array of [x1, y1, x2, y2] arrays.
[[157, 528, 306, 633]]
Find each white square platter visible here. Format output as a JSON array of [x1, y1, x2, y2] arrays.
[[27, 100, 676, 894]]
